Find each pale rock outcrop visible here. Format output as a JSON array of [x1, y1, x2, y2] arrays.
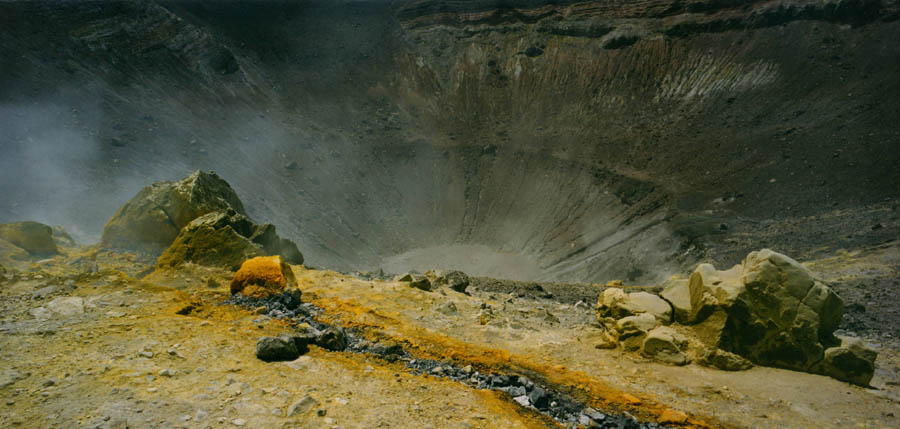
[[615, 313, 658, 351], [687, 249, 867, 382], [659, 277, 692, 324], [641, 326, 689, 365], [598, 288, 672, 324]]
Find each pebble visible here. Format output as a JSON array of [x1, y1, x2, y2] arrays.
[[287, 395, 318, 416], [513, 395, 530, 407], [232, 418, 246, 426], [195, 410, 209, 421], [158, 369, 176, 377], [138, 350, 153, 358]]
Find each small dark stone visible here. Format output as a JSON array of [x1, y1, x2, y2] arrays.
[[491, 375, 510, 387], [280, 289, 302, 310], [528, 386, 549, 409], [524, 46, 544, 57], [517, 376, 534, 390], [256, 335, 299, 362], [584, 408, 605, 422], [315, 327, 347, 351]]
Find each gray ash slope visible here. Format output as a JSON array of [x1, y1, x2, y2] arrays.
[[1, 0, 898, 282]]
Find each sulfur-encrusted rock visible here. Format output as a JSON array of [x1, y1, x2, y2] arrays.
[[822, 336, 877, 386], [230, 256, 298, 298], [597, 288, 672, 324], [689, 249, 844, 373], [0, 221, 59, 257], [156, 211, 265, 270], [641, 326, 689, 365], [156, 210, 303, 270], [100, 171, 247, 254]]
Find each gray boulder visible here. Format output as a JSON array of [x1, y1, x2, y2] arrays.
[[315, 327, 347, 351], [429, 270, 470, 293], [256, 335, 301, 362]]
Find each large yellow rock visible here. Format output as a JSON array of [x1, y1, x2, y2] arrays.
[[230, 256, 298, 298], [100, 171, 246, 254], [0, 221, 59, 256], [156, 211, 264, 271]]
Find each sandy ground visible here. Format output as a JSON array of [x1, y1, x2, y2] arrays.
[[1, 245, 898, 428]]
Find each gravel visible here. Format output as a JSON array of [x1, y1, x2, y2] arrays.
[[225, 291, 667, 428]]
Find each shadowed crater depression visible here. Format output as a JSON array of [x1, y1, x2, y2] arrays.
[[1, 0, 898, 282]]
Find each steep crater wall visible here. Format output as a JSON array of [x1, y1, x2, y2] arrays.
[[0, 0, 898, 282]]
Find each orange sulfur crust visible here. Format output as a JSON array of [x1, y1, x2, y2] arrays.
[[310, 295, 724, 428]]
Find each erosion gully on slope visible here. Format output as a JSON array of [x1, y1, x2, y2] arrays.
[[223, 291, 668, 429]]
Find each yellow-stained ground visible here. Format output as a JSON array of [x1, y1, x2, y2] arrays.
[[1, 248, 898, 428]]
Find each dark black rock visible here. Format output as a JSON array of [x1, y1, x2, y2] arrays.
[[517, 376, 534, 390], [524, 46, 544, 57], [291, 327, 318, 350], [256, 335, 300, 362], [315, 327, 347, 351], [528, 386, 549, 409], [491, 374, 510, 387], [508, 386, 526, 397]]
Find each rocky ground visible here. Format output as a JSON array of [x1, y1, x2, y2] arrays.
[[2, 241, 898, 429]]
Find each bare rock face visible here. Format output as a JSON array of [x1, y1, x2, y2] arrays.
[[230, 255, 298, 299], [0, 221, 59, 257], [100, 171, 247, 254], [597, 288, 672, 324], [659, 278, 691, 324], [690, 249, 847, 374]]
